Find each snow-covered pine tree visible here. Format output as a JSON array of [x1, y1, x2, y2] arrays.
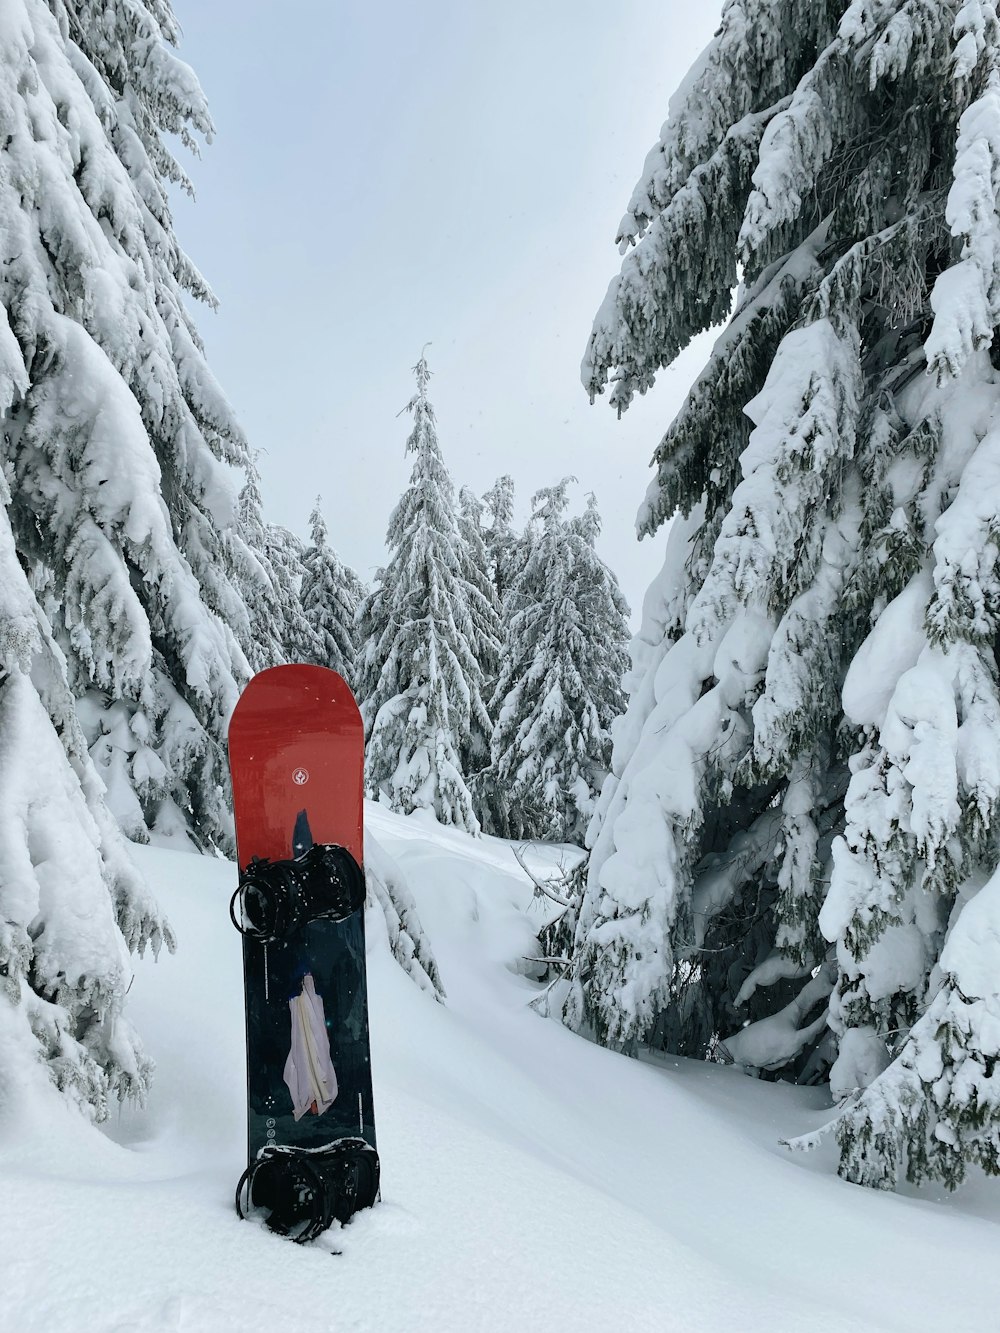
[[456, 485, 502, 776], [300, 497, 363, 684], [356, 354, 493, 833], [235, 458, 301, 673], [489, 481, 629, 844], [0, 334, 171, 1120], [265, 522, 322, 666], [482, 474, 521, 610], [470, 475, 521, 834], [3, 0, 252, 850], [571, 0, 1000, 1189]]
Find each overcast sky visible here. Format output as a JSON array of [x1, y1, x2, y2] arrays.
[[171, 1, 724, 619]]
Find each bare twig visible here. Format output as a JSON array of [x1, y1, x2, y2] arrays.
[[511, 845, 572, 907]]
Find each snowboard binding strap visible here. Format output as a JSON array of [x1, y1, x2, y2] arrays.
[[235, 1137, 380, 1243], [229, 843, 366, 943]]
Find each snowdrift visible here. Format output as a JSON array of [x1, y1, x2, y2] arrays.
[[2, 803, 1000, 1332]]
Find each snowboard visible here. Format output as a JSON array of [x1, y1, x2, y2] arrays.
[[228, 664, 379, 1242]]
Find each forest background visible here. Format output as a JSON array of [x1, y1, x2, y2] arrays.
[[168, 0, 723, 617], [9, 0, 1000, 1208]]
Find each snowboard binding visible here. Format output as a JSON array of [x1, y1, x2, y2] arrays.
[[235, 1137, 380, 1243], [230, 843, 366, 943]]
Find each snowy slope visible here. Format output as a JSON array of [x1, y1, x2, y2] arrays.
[[3, 804, 1000, 1332]]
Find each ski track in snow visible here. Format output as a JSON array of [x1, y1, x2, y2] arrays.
[[2, 801, 1000, 1332]]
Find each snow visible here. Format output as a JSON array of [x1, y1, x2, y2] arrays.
[[941, 862, 1000, 1001], [842, 572, 930, 728], [4, 803, 1000, 1331], [721, 964, 833, 1073], [829, 1026, 891, 1102], [927, 77, 1000, 380], [739, 86, 833, 263]]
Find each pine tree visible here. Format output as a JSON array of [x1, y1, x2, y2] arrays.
[[2, 0, 253, 850], [301, 497, 362, 683], [482, 474, 520, 609], [456, 485, 502, 774], [357, 354, 492, 833], [571, 0, 1000, 1188], [236, 458, 300, 674], [0, 465, 172, 1120], [470, 475, 520, 834], [489, 481, 629, 844], [265, 522, 322, 666]]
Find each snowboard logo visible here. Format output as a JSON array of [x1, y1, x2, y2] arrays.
[[292, 767, 310, 785]]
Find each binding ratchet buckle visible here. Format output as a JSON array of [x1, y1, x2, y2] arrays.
[[235, 1138, 380, 1243], [229, 844, 366, 943]]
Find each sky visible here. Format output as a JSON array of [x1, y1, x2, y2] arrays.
[[170, 1, 724, 619]]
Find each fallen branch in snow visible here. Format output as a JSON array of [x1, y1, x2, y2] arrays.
[[512, 847, 588, 1012], [780, 1093, 860, 1154], [511, 845, 572, 907]]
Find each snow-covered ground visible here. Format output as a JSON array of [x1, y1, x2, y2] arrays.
[[4, 804, 1000, 1332]]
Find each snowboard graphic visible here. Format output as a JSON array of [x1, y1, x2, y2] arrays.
[[228, 665, 378, 1241]]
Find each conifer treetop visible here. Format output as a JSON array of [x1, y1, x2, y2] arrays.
[[488, 478, 628, 845], [301, 494, 360, 682], [358, 352, 491, 833]]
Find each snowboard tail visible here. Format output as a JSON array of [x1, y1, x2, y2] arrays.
[[236, 1137, 380, 1245], [228, 666, 378, 1242]]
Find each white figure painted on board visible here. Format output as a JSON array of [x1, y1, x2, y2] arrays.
[[283, 972, 338, 1120]]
